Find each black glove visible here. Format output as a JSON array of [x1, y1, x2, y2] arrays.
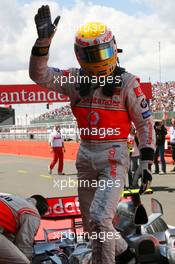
[[135, 161, 152, 195], [35, 5, 60, 39]]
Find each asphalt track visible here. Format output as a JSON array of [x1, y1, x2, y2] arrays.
[[1, 154, 175, 226]]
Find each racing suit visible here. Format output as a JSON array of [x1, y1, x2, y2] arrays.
[[29, 38, 155, 264], [0, 194, 40, 264]]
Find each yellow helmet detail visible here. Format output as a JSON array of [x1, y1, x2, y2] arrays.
[[76, 22, 107, 39], [74, 22, 118, 76]]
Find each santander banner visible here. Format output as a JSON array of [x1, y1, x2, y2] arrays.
[[0, 82, 152, 104], [0, 84, 69, 104]]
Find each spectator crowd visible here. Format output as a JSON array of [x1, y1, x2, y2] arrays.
[[150, 81, 175, 112], [33, 105, 74, 123]]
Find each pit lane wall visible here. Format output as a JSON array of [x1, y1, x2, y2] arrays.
[[0, 140, 79, 160], [0, 139, 173, 164]]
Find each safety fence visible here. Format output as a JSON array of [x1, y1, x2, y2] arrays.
[[0, 121, 79, 141], [0, 122, 174, 164], [152, 111, 175, 124]]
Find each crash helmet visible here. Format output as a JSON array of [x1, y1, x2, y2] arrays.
[[74, 22, 118, 76], [31, 194, 49, 216]]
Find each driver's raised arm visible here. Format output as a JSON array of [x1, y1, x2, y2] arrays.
[[29, 5, 79, 101]]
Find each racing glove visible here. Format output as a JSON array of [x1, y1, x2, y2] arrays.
[[32, 5, 60, 56], [134, 148, 154, 195], [135, 160, 152, 194], [34, 5, 60, 39]]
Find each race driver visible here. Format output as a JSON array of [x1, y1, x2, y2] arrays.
[[0, 193, 48, 264], [29, 5, 155, 264]]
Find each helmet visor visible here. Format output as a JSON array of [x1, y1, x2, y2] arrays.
[[75, 38, 116, 63]]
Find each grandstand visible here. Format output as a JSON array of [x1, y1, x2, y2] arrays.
[[31, 104, 74, 124], [150, 81, 175, 122], [0, 106, 15, 125]]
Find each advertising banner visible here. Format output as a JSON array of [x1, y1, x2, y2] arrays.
[[0, 82, 152, 104], [0, 84, 69, 104], [44, 196, 81, 219]]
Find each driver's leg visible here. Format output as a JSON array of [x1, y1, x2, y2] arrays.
[[89, 145, 128, 264], [76, 146, 97, 233]]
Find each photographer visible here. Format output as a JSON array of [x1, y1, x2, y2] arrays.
[[154, 121, 167, 174]]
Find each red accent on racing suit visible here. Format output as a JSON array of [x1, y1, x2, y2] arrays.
[[72, 106, 131, 140], [0, 200, 18, 234], [0, 200, 40, 234]]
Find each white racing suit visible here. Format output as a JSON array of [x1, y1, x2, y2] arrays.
[[0, 194, 40, 264], [29, 38, 155, 264]]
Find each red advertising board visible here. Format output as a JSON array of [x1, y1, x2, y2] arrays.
[[0, 84, 69, 104], [44, 196, 81, 219], [0, 82, 152, 104], [140, 82, 152, 99]]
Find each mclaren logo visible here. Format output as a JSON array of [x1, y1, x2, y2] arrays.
[[87, 111, 100, 126]]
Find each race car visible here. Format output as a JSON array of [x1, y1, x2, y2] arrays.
[[32, 189, 175, 264]]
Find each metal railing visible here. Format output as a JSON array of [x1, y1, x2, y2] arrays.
[[0, 121, 79, 141]]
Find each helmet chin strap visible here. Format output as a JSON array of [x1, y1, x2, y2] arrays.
[[76, 66, 125, 97], [102, 66, 125, 96]]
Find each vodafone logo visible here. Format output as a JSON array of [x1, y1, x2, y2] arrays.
[[87, 111, 100, 126]]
